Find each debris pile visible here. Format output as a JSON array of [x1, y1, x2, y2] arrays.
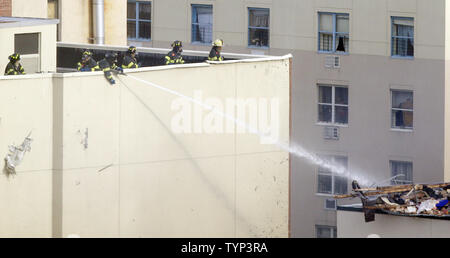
[[335, 181, 450, 222]]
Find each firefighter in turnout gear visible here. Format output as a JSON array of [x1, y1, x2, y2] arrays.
[[122, 46, 139, 69], [98, 52, 123, 85], [77, 50, 100, 72], [4, 53, 25, 75], [208, 39, 224, 61], [165, 40, 185, 65]]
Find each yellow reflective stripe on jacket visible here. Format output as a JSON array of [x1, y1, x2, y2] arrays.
[[208, 56, 223, 61], [6, 69, 16, 75], [122, 62, 137, 69]]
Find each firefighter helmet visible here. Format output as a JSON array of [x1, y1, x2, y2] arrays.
[[82, 50, 93, 56], [8, 53, 21, 62], [105, 52, 118, 64], [212, 39, 224, 47], [171, 40, 183, 48], [128, 46, 137, 54]]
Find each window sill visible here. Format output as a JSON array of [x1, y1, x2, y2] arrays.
[[391, 55, 414, 60], [128, 38, 152, 43], [318, 51, 349, 56], [248, 45, 270, 50], [316, 123, 349, 128], [316, 193, 334, 198], [191, 41, 211, 46], [390, 128, 414, 133]]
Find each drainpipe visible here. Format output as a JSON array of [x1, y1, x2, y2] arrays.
[[92, 0, 105, 45]]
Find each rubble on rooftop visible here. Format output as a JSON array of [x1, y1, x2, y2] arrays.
[[335, 181, 450, 222]]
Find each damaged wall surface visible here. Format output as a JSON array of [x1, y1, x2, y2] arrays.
[[0, 56, 290, 238]]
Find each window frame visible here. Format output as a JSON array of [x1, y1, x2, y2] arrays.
[[317, 85, 349, 126], [391, 16, 414, 59], [390, 160, 413, 185], [390, 89, 414, 130], [248, 7, 270, 48], [191, 4, 213, 45], [318, 12, 350, 54], [47, 0, 60, 41], [316, 155, 348, 196], [315, 225, 337, 238], [127, 0, 152, 41]]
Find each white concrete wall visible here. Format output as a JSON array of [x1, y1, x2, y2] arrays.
[[338, 210, 450, 238], [0, 74, 54, 237], [0, 57, 290, 238]]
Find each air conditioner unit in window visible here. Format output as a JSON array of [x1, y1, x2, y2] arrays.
[[323, 126, 339, 140], [325, 199, 337, 210], [325, 55, 340, 69]]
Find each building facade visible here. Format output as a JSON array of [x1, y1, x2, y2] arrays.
[[5, 0, 450, 238]]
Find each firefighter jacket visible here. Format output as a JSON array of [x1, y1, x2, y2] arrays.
[[4, 62, 25, 75], [77, 58, 100, 72], [208, 48, 224, 61], [122, 54, 139, 69], [165, 51, 184, 65]]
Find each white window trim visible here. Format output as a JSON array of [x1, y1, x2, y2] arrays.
[[318, 12, 350, 54], [318, 85, 349, 126], [317, 155, 348, 195], [390, 89, 414, 130], [315, 225, 337, 238], [389, 160, 413, 185], [324, 199, 337, 211]]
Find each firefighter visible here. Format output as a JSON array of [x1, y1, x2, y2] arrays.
[[4, 53, 26, 75], [98, 52, 123, 85], [165, 40, 185, 65], [208, 39, 224, 61], [77, 50, 100, 72], [122, 46, 139, 69]]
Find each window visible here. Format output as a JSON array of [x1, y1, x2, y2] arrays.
[[318, 13, 349, 53], [317, 155, 348, 195], [318, 85, 348, 125], [325, 199, 337, 210], [248, 8, 269, 47], [391, 17, 414, 57], [391, 90, 413, 129], [15, 33, 40, 73], [15, 33, 40, 55], [191, 5, 213, 44], [316, 225, 337, 238], [47, 0, 60, 41], [390, 161, 413, 185], [127, 1, 152, 40]]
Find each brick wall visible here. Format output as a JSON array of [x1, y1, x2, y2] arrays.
[[0, 0, 11, 16]]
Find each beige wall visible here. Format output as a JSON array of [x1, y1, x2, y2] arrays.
[[0, 57, 290, 237], [338, 210, 450, 238], [0, 74, 54, 237], [444, 1, 450, 182], [128, 0, 446, 60], [58, 0, 126, 45], [133, 0, 448, 237], [11, 0, 127, 45], [11, 0, 47, 18], [0, 23, 57, 74], [10, 0, 450, 238], [59, 0, 91, 44]]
